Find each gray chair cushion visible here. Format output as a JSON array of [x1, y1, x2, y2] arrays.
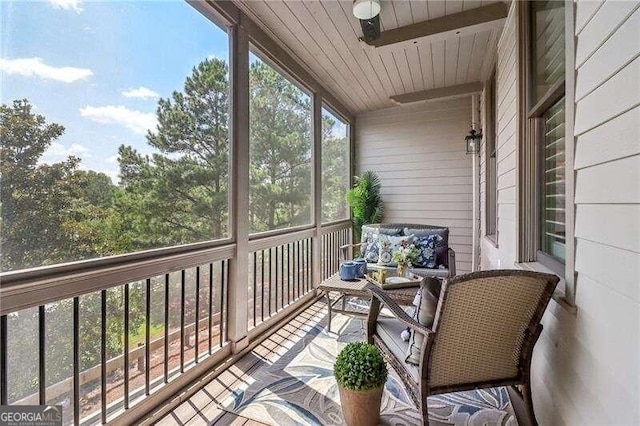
[[406, 278, 442, 365], [376, 317, 418, 382], [404, 227, 449, 267]]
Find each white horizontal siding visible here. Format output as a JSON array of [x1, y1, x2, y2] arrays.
[[356, 97, 473, 274], [535, 2, 640, 425]]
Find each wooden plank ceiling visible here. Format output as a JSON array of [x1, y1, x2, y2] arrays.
[[234, 0, 504, 115]]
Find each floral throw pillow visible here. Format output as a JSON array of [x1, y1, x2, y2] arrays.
[[377, 234, 415, 266], [362, 232, 379, 263], [414, 234, 443, 268]]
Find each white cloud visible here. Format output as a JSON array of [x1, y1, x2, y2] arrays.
[[122, 86, 160, 100], [48, 0, 82, 13], [79, 105, 157, 135], [40, 142, 91, 164], [0, 57, 92, 83], [106, 155, 119, 164]]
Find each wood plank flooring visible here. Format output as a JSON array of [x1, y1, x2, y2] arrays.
[[154, 301, 329, 426]]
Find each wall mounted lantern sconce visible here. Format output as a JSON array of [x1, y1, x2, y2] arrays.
[[465, 126, 482, 155]]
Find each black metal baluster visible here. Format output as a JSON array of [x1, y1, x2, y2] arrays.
[[297, 240, 301, 298], [195, 267, 200, 363], [0, 314, 6, 406], [38, 305, 45, 405], [326, 234, 329, 279], [287, 243, 291, 305], [101, 289, 107, 424], [327, 234, 330, 278], [307, 238, 310, 292], [268, 248, 272, 317], [328, 233, 332, 277], [145, 278, 151, 394], [333, 232, 337, 274], [73, 298, 79, 425], [261, 250, 265, 323], [275, 247, 279, 312], [309, 237, 312, 290], [209, 263, 213, 355], [252, 253, 257, 327], [220, 260, 226, 347], [163, 274, 169, 384], [124, 284, 130, 408], [303, 239, 307, 292], [180, 270, 185, 373], [280, 245, 285, 309], [292, 241, 297, 301], [328, 233, 332, 276]]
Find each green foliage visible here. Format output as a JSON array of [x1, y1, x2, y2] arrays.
[[334, 342, 388, 392], [320, 112, 350, 223], [346, 170, 384, 241], [0, 56, 349, 401], [120, 57, 230, 247], [0, 100, 117, 270], [392, 243, 419, 267], [248, 60, 312, 233]]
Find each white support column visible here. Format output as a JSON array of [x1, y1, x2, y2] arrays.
[[312, 94, 322, 288], [471, 95, 481, 271], [227, 23, 250, 353]]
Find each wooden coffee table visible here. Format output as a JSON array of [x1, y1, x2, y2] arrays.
[[318, 273, 419, 332]]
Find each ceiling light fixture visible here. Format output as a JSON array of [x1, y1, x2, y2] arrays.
[[352, 0, 381, 20]]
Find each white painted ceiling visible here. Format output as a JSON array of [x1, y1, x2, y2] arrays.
[[235, 0, 504, 115]]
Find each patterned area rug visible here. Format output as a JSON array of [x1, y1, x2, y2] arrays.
[[220, 307, 517, 426]]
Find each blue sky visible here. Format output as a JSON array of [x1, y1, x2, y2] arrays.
[[1, 0, 229, 183]]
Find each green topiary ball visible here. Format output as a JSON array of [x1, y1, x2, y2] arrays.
[[334, 342, 388, 392]]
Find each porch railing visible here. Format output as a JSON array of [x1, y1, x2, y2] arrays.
[[0, 245, 232, 425], [0, 220, 351, 425], [321, 222, 352, 281], [248, 229, 313, 330]]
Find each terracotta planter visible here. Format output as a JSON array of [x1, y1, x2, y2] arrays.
[[338, 385, 384, 426]]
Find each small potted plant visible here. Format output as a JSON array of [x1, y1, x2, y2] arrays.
[[392, 242, 419, 277], [334, 342, 388, 426]]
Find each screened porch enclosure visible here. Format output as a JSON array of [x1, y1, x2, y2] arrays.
[[1, 0, 355, 423], [2, 0, 639, 425]]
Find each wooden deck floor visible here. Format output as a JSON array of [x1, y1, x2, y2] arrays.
[[154, 300, 329, 426]]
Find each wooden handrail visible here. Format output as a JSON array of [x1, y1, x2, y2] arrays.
[[0, 244, 235, 316], [319, 220, 351, 235]]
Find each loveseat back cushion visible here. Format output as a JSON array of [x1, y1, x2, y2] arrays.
[[376, 234, 415, 266], [362, 232, 380, 263], [361, 225, 403, 264], [414, 234, 443, 268], [405, 277, 442, 365], [361, 224, 403, 242], [404, 227, 449, 267]]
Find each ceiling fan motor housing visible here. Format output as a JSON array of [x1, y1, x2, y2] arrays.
[[359, 15, 380, 43]]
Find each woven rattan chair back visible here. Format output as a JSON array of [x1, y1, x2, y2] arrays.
[[427, 270, 559, 389]]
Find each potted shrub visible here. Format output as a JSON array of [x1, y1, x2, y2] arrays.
[[334, 342, 388, 426]]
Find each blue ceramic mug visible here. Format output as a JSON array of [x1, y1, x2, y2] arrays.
[[339, 261, 357, 281], [353, 258, 367, 278]]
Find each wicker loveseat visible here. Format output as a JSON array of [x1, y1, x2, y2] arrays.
[[340, 223, 456, 278], [367, 270, 560, 426]]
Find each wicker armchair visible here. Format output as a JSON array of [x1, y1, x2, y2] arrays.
[[366, 270, 559, 426]]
